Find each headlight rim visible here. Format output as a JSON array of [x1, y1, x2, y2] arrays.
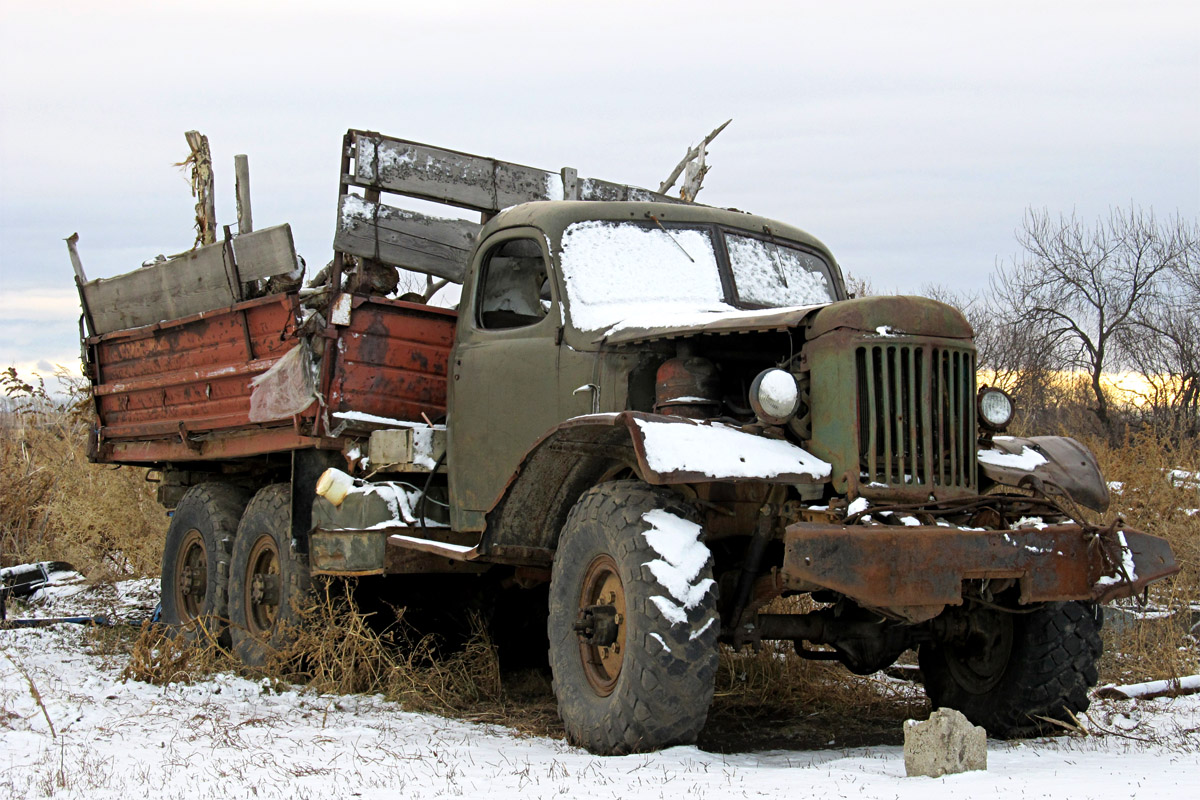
[[750, 368, 801, 426], [977, 386, 1015, 432]]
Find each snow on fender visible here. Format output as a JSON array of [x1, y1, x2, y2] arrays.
[[629, 414, 831, 484]]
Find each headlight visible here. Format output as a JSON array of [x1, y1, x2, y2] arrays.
[[750, 368, 800, 425], [978, 387, 1014, 431]]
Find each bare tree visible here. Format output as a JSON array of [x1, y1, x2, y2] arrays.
[[1121, 228, 1200, 437], [992, 207, 1192, 436], [923, 283, 1057, 430]]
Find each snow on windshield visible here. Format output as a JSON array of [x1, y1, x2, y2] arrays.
[[559, 220, 733, 332], [559, 220, 833, 334], [726, 234, 834, 306]]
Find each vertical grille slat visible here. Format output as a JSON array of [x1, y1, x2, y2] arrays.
[[856, 342, 975, 495], [949, 350, 959, 485], [880, 347, 892, 483]]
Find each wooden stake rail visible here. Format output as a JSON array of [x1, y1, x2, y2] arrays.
[[333, 129, 690, 285]]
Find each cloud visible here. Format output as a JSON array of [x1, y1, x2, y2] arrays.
[[0, 288, 82, 321], [1, 1, 1196, 372]]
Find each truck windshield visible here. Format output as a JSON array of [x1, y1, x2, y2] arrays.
[[559, 220, 834, 332], [726, 233, 834, 308]]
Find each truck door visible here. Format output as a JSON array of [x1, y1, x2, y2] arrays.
[[448, 229, 563, 529]]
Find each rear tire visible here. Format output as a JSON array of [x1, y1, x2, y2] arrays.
[[228, 484, 311, 667], [548, 481, 719, 755], [919, 601, 1102, 737], [159, 483, 250, 646]]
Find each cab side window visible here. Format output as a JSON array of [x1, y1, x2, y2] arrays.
[[476, 238, 552, 330]]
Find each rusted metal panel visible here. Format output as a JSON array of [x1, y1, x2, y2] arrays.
[[310, 529, 387, 575], [99, 431, 342, 465], [327, 296, 456, 423], [89, 290, 457, 466], [781, 522, 1180, 611], [91, 294, 301, 445], [807, 295, 974, 340], [979, 435, 1110, 512]]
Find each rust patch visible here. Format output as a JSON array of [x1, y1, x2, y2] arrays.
[[782, 522, 1179, 613]]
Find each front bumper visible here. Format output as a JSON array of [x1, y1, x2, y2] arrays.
[[782, 522, 1178, 619]]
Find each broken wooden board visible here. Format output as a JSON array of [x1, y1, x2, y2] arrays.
[[333, 195, 480, 284], [230, 224, 298, 283], [82, 224, 299, 334]]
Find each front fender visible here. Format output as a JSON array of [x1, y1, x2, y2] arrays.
[[551, 411, 832, 486], [978, 435, 1110, 512], [479, 412, 831, 558]]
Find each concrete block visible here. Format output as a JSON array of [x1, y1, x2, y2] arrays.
[[904, 708, 987, 778]]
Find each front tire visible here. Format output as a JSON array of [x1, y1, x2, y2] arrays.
[[228, 484, 311, 667], [919, 601, 1102, 737], [160, 483, 250, 646], [548, 481, 719, 755]]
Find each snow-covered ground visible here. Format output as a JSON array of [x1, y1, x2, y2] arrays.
[[2, 579, 1197, 799]]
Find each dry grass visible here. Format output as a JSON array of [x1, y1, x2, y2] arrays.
[[1, 372, 163, 579], [269, 581, 505, 713], [120, 621, 234, 685], [119, 580, 515, 720], [1085, 433, 1200, 684]]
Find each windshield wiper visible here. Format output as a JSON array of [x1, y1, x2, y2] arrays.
[[649, 215, 694, 263], [762, 225, 790, 289]]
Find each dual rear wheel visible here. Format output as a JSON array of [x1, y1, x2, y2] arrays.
[[161, 483, 308, 665]]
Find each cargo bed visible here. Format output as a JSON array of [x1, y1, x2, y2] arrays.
[[85, 291, 457, 466]]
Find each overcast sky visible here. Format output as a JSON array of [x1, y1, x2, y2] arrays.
[[1, 0, 1196, 384]]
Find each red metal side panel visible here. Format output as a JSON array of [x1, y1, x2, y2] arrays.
[[328, 296, 457, 423], [90, 294, 304, 443]]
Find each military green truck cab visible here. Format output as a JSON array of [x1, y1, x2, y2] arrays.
[[90, 130, 1177, 757], [372, 188, 1173, 753]]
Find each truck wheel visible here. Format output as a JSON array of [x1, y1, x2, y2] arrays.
[[919, 601, 1102, 737], [228, 484, 311, 667], [160, 483, 250, 646], [548, 481, 719, 755]]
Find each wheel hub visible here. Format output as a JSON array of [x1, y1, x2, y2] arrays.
[[174, 528, 207, 621], [244, 534, 281, 635], [943, 606, 1015, 694], [574, 604, 620, 646], [576, 555, 627, 696]]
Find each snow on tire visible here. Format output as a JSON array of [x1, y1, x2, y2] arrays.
[[548, 480, 719, 755]]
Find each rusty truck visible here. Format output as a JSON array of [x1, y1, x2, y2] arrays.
[[72, 130, 1179, 755]]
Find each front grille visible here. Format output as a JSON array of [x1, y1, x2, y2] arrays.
[[856, 344, 976, 492]]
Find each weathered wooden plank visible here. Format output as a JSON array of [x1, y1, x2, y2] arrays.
[[231, 224, 298, 283], [83, 243, 234, 334], [65, 233, 87, 282], [234, 153, 253, 234], [578, 176, 669, 202], [82, 224, 301, 334], [353, 134, 561, 213], [333, 195, 479, 283], [350, 132, 683, 213]]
